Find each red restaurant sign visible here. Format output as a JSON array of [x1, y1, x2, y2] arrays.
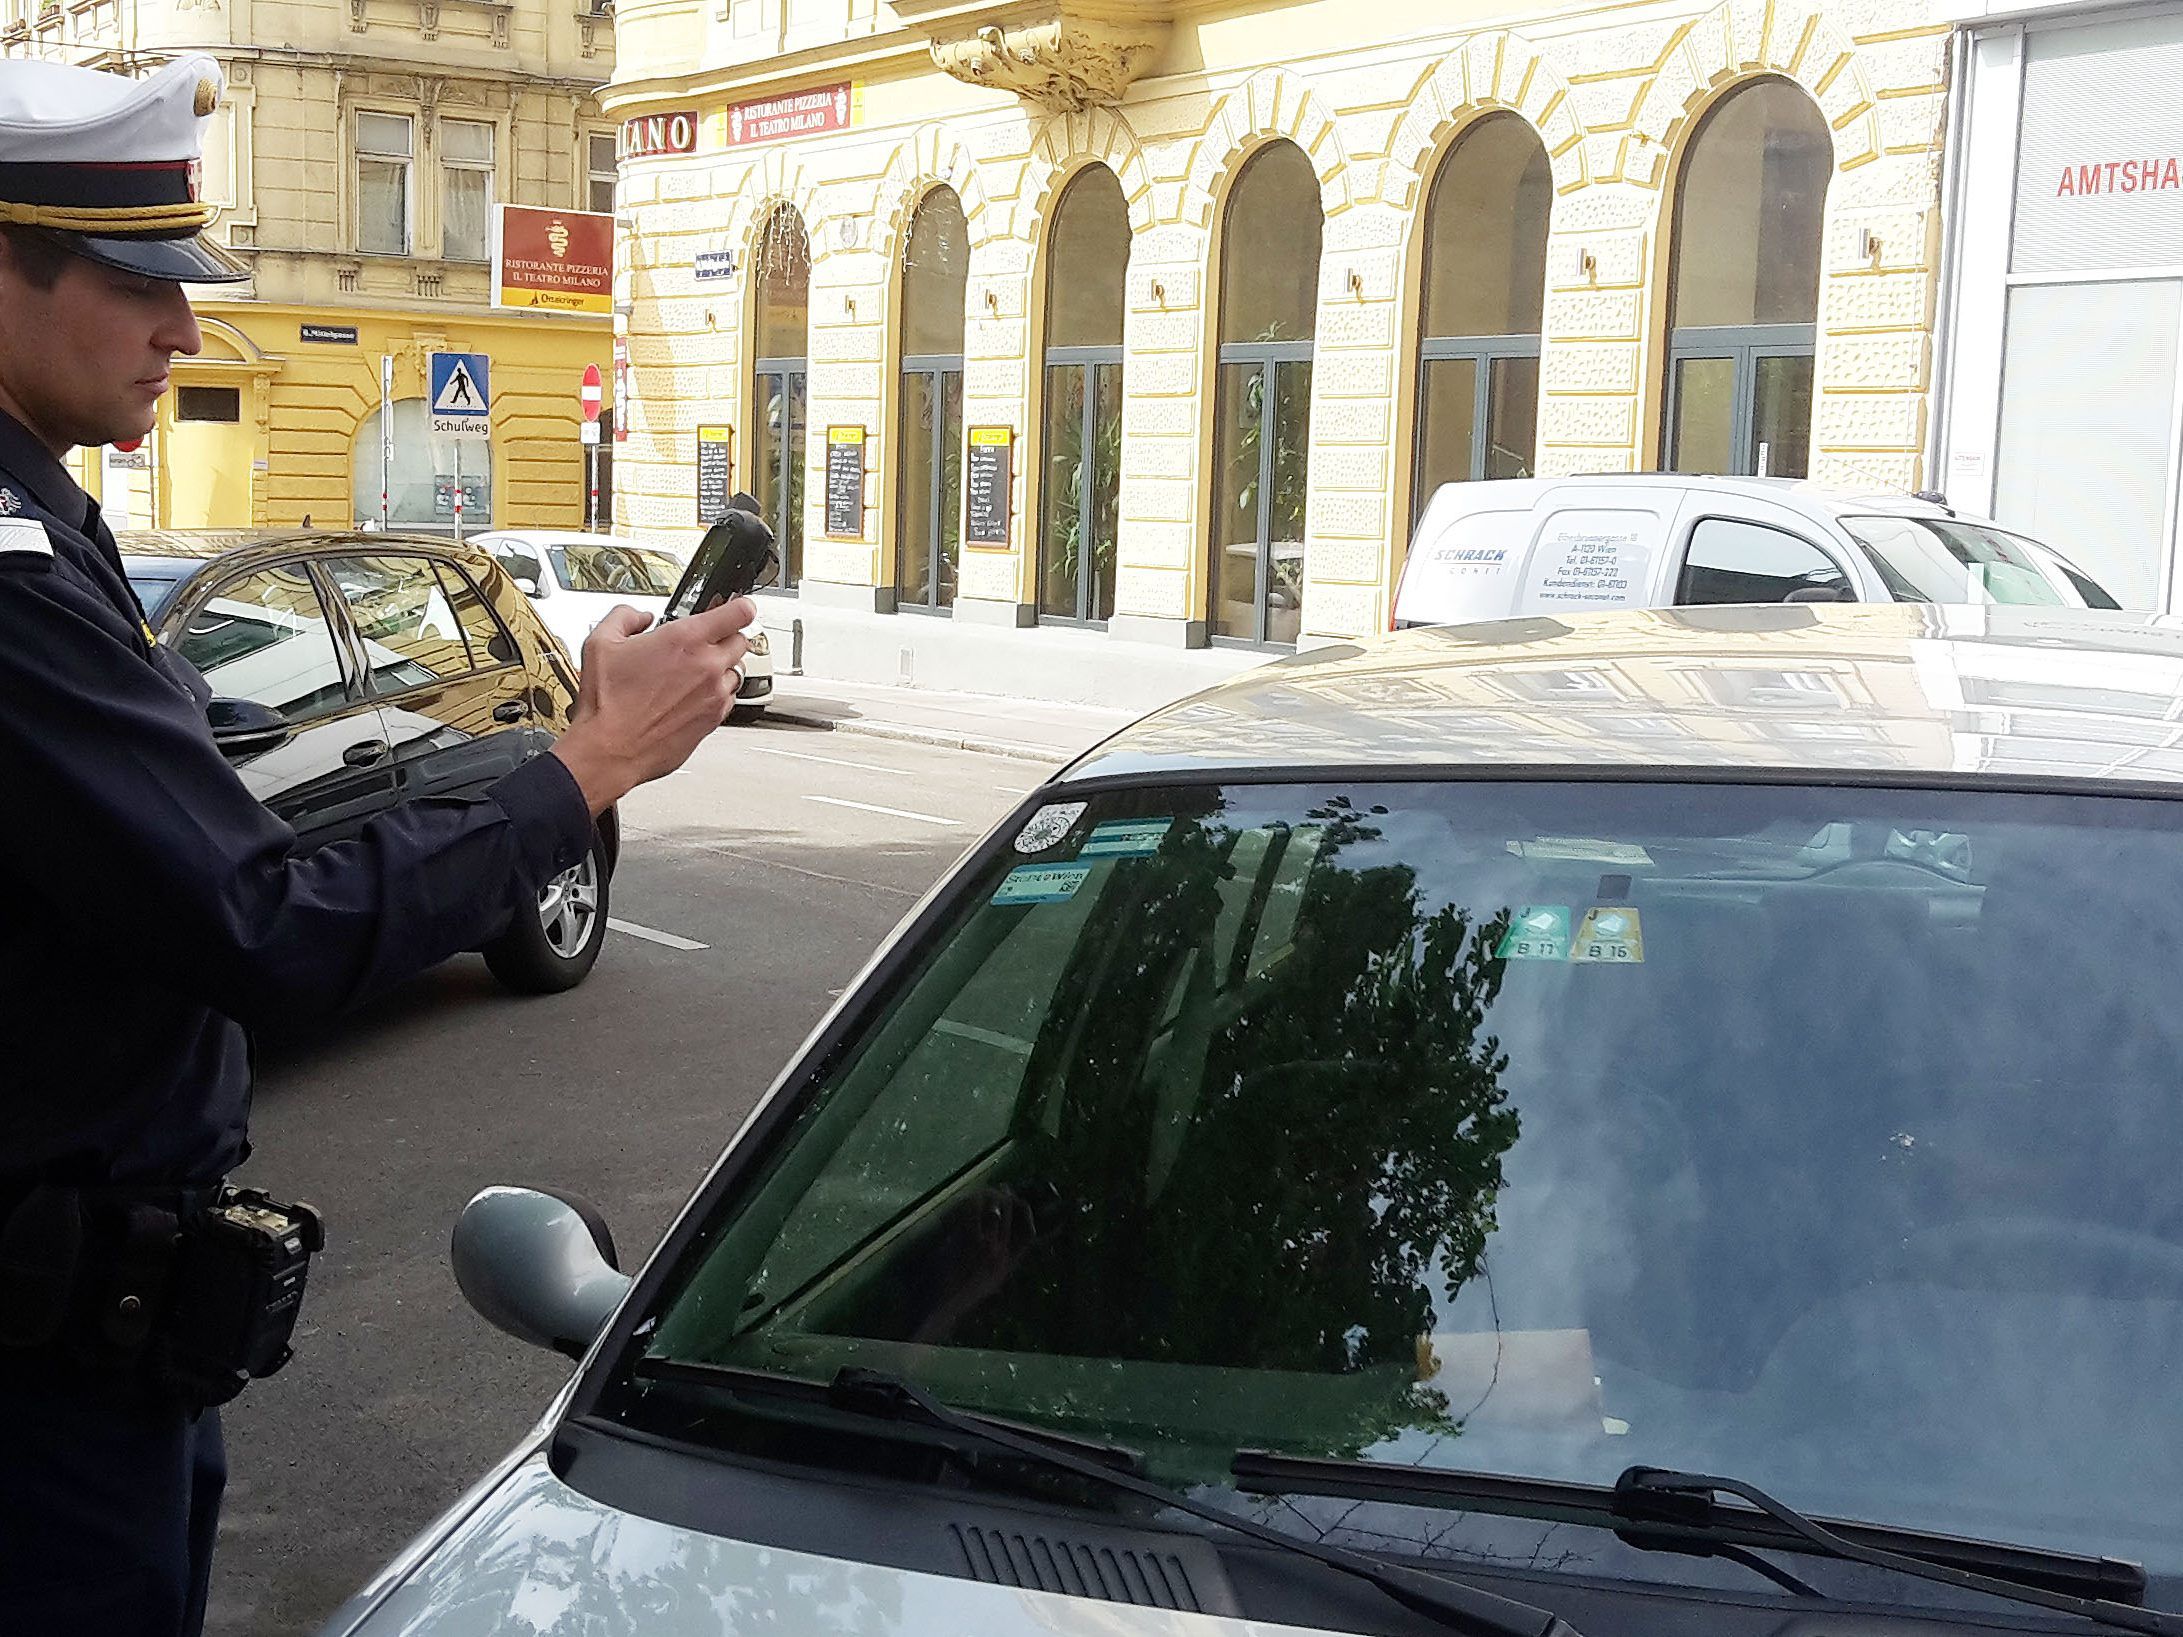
[[621, 110, 699, 160], [494, 205, 612, 316], [723, 82, 857, 148]]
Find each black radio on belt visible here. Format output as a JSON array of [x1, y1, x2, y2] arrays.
[[157, 1186, 325, 1407]]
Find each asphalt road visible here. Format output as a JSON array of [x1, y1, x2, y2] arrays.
[[206, 719, 1052, 1637]]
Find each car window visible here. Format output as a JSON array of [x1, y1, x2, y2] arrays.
[[125, 570, 182, 619], [485, 539, 546, 591], [324, 554, 477, 693], [434, 562, 517, 668], [1677, 516, 1848, 604], [623, 779, 2183, 1587], [1840, 515, 2086, 607], [547, 541, 682, 597], [174, 563, 351, 719]]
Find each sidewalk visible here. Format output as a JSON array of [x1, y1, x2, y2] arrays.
[[762, 675, 1141, 765]]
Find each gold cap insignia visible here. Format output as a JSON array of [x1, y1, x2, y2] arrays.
[[194, 78, 219, 118]]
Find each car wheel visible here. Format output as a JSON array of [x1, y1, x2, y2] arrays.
[[483, 829, 610, 994], [728, 702, 767, 725]]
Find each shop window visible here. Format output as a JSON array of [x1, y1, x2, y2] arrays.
[[896, 187, 967, 614], [441, 118, 495, 263], [356, 112, 413, 257], [349, 399, 491, 532], [751, 205, 810, 587], [1660, 79, 1830, 478], [1038, 165, 1129, 626], [1209, 141, 1320, 647], [176, 386, 241, 423], [1414, 115, 1550, 513]]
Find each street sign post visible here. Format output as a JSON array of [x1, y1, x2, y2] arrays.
[[580, 363, 603, 530]]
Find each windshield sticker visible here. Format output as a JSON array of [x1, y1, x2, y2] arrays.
[[993, 863, 1092, 905], [1495, 906, 1572, 962], [1573, 907, 1644, 964], [1079, 818, 1170, 858], [1013, 801, 1086, 854], [1508, 838, 1654, 868]]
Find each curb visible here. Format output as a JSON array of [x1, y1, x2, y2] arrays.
[[760, 707, 1075, 766]]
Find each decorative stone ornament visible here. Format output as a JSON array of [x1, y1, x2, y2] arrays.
[[922, 6, 1171, 112]]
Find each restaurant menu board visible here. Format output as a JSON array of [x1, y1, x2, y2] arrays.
[[825, 426, 866, 537], [696, 425, 732, 523], [966, 426, 1013, 547]]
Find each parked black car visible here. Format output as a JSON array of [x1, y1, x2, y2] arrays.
[[117, 529, 617, 994]]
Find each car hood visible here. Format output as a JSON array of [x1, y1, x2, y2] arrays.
[[326, 1453, 1338, 1637]]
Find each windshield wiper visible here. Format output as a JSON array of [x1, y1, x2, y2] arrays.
[[634, 1360, 1582, 1637], [1234, 1453, 2177, 1636], [629, 1357, 1144, 1473]]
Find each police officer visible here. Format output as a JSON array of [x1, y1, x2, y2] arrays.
[[0, 54, 754, 1637]]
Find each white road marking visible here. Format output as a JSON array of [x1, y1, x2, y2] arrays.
[[746, 743, 905, 775], [806, 794, 962, 827], [607, 917, 709, 952], [994, 784, 1034, 795]]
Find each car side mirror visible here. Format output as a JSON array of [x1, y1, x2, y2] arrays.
[[514, 576, 543, 598], [206, 697, 294, 760], [1784, 583, 1856, 604], [452, 1185, 630, 1360]]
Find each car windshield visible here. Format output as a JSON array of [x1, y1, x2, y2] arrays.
[[613, 778, 2183, 1598], [549, 542, 681, 597], [1842, 515, 2112, 608], [125, 570, 182, 619]]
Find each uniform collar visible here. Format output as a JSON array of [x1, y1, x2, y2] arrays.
[[0, 405, 91, 531]]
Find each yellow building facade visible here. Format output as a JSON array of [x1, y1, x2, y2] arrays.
[[606, 0, 1952, 645], [2, 0, 617, 530]]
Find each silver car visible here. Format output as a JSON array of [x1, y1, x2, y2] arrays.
[[325, 603, 2183, 1637]]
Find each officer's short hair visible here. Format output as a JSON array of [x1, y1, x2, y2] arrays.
[[0, 225, 68, 293]]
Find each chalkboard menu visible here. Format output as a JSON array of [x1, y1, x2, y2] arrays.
[[825, 425, 865, 537], [696, 425, 732, 523], [966, 426, 1013, 547]]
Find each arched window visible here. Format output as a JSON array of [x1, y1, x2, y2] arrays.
[[1661, 79, 1832, 477], [351, 399, 489, 532], [1209, 141, 1321, 646], [1414, 115, 1550, 513], [1038, 166, 1129, 625], [751, 206, 809, 586], [896, 187, 968, 612]]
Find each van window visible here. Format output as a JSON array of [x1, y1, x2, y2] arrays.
[[1677, 517, 1848, 605], [1527, 509, 1660, 612]]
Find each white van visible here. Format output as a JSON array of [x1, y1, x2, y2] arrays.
[[1392, 475, 2117, 628]]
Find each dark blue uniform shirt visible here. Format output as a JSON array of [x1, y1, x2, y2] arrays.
[[0, 407, 595, 1189]]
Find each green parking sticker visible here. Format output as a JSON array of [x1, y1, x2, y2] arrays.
[[993, 863, 1092, 905], [1496, 906, 1571, 962], [1080, 819, 1171, 858]]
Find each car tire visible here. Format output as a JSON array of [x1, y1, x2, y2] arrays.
[[484, 828, 610, 994], [728, 702, 767, 725]]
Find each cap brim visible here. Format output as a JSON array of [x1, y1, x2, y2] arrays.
[[56, 231, 248, 284]]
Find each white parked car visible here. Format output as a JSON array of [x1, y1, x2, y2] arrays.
[[320, 604, 2183, 1637], [472, 529, 774, 717], [1393, 474, 2118, 629]]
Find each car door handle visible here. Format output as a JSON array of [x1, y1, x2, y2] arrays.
[[492, 700, 528, 724], [342, 739, 389, 768]]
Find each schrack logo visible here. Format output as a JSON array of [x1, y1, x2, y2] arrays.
[[2055, 157, 2183, 197]]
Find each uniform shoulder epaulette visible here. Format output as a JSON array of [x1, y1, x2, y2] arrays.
[[0, 516, 57, 571]]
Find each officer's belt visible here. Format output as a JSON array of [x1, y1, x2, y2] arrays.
[[0, 1180, 219, 1360]]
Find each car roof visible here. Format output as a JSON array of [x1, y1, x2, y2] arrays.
[[1418, 472, 1962, 526], [115, 528, 502, 569], [472, 529, 651, 548], [1062, 604, 2183, 792]]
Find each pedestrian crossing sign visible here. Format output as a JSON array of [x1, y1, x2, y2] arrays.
[[429, 351, 491, 434]]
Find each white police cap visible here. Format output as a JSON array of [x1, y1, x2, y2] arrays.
[[0, 53, 245, 283]]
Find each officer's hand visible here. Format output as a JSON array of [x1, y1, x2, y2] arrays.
[[551, 599, 753, 815]]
